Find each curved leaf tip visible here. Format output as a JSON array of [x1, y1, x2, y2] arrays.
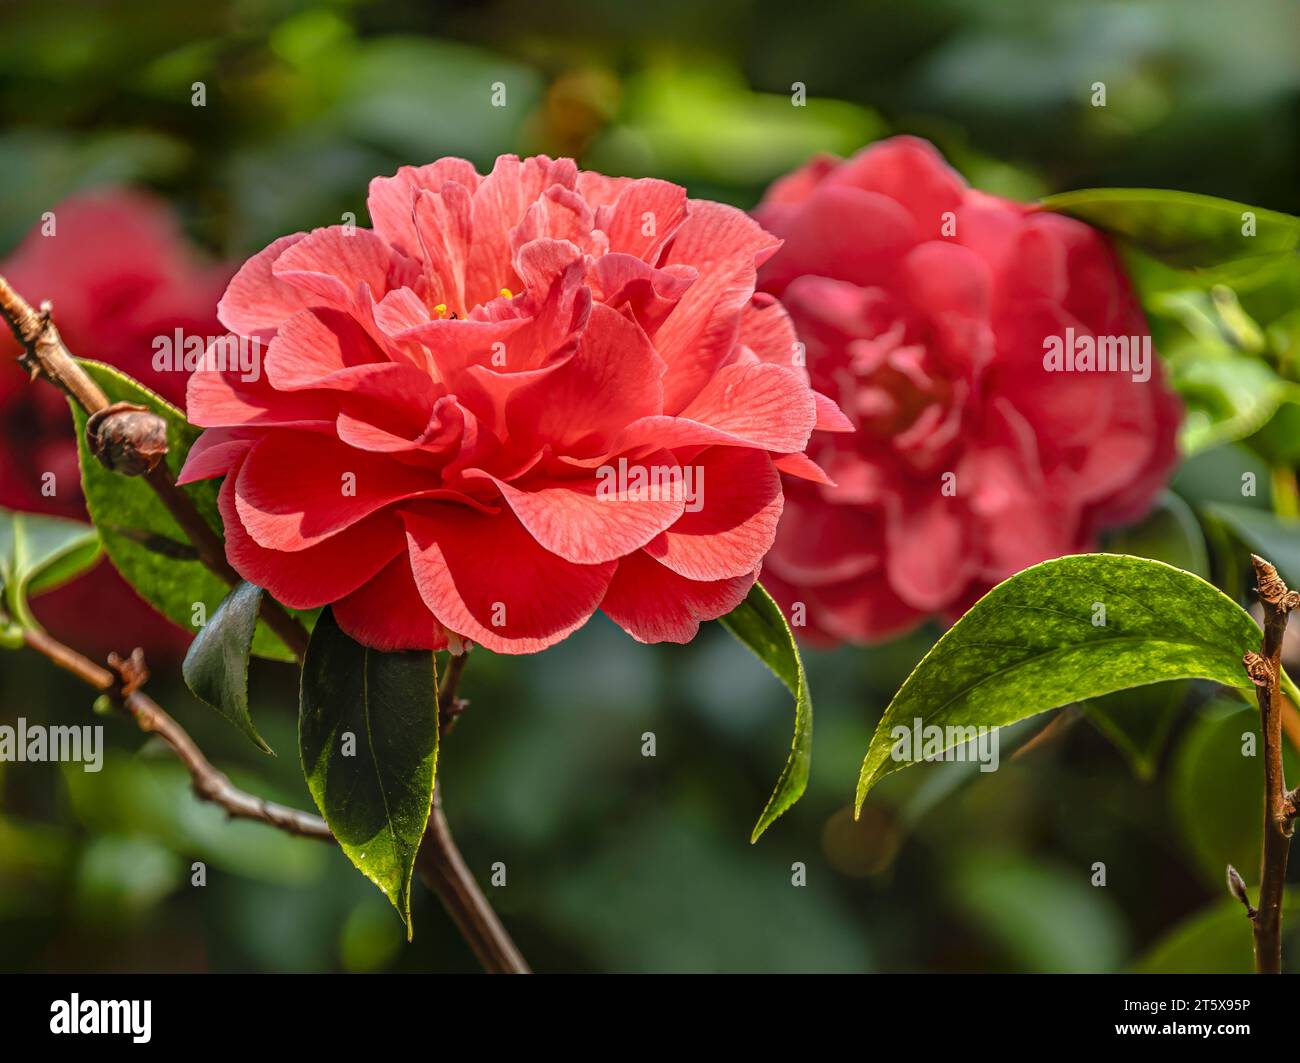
[[856, 554, 1267, 815], [719, 582, 813, 842]]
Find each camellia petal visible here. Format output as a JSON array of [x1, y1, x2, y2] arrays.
[[185, 154, 848, 655], [601, 551, 758, 644], [404, 504, 614, 654], [756, 136, 1180, 645]]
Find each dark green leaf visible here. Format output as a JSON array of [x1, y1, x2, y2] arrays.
[[1041, 188, 1300, 276], [856, 554, 1267, 811], [70, 360, 298, 661], [299, 609, 438, 936], [1169, 701, 1292, 888], [1083, 681, 1186, 780], [1250, 393, 1300, 465], [952, 852, 1127, 973], [182, 580, 272, 754], [1171, 442, 1273, 513], [718, 582, 812, 842], [0, 508, 102, 630], [1201, 502, 1300, 589], [1102, 490, 1208, 577], [1131, 893, 1300, 974]]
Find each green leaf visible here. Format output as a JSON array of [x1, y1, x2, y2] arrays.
[[1102, 490, 1208, 577], [1250, 392, 1300, 465], [952, 852, 1127, 973], [1201, 502, 1300, 590], [1083, 681, 1186, 781], [856, 554, 1265, 812], [70, 360, 298, 661], [718, 582, 812, 842], [182, 580, 272, 754], [1172, 356, 1288, 455], [1040, 188, 1300, 277], [0, 508, 102, 630], [1088, 494, 1204, 776], [1131, 893, 1300, 974], [1168, 701, 1296, 888], [299, 609, 438, 937]]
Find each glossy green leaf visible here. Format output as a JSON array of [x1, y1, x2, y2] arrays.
[[70, 360, 298, 661], [0, 508, 101, 631], [299, 609, 438, 937], [1041, 188, 1300, 276], [856, 554, 1267, 812], [718, 582, 812, 842], [1088, 494, 1204, 775], [182, 580, 272, 754]]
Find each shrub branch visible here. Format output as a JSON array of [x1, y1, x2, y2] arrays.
[[0, 272, 308, 660], [1240, 554, 1298, 974], [2, 275, 529, 972]]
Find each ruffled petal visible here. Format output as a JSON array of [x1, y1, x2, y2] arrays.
[[643, 446, 782, 581], [404, 503, 614, 654], [602, 551, 757, 644]]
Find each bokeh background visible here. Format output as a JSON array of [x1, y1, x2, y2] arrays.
[[3, 0, 1300, 973]]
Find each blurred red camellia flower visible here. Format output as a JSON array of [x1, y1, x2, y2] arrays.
[[754, 137, 1181, 644], [179, 154, 849, 654], [1, 191, 231, 657]]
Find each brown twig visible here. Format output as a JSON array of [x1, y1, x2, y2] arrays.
[[1241, 554, 1298, 974], [21, 623, 530, 970], [418, 646, 531, 973], [21, 626, 332, 839], [5, 274, 528, 971], [0, 273, 308, 661], [416, 792, 530, 974], [438, 646, 470, 739]]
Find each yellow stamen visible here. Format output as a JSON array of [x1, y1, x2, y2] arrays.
[[433, 303, 448, 318], [499, 288, 514, 300]]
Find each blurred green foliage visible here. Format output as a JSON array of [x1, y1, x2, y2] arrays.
[[2, 0, 1299, 973]]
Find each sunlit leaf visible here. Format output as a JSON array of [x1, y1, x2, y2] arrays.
[[856, 554, 1269, 811], [718, 582, 812, 842]]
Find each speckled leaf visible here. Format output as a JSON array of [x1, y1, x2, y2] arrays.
[[183, 580, 271, 753], [857, 554, 1269, 812], [299, 609, 438, 937], [719, 582, 812, 842]]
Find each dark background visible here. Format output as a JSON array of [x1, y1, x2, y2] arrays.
[[1, 0, 1298, 973]]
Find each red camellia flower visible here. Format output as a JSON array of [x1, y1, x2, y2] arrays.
[[0, 191, 230, 655], [179, 155, 849, 653], [754, 137, 1181, 644]]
